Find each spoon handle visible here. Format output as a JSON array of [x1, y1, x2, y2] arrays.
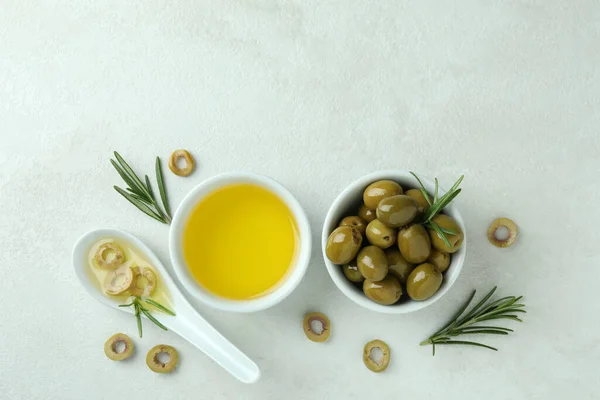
[[166, 304, 260, 384]]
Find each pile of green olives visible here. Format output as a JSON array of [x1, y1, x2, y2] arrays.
[[325, 180, 464, 306]]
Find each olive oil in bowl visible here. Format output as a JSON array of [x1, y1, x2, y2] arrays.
[[182, 183, 299, 300]]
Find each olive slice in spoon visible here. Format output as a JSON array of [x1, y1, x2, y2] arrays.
[[104, 263, 135, 296]]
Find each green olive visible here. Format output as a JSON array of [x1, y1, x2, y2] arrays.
[[357, 246, 388, 281], [363, 275, 402, 305], [405, 188, 431, 213], [365, 219, 397, 249], [303, 312, 331, 342], [103, 263, 134, 296], [146, 345, 179, 373], [363, 340, 391, 372], [488, 217, 517, 248], [339, 216, 367, 235], [397, 224, 431, 264], [326, 226, 362, 265], [406, 263, 443, 301], [104, 333, 134, 361], [94, 242, 125, 270], [363, 180, 403, 210], [376, 195, 418, 228], [385, 248, 414, 284], [428, 214, 464, 253], [358, 204, 376, 223], [169, 149, 195, 177], [130, 265, 157, 297], [427, 249, 451, 273], [342, 260, 364, 283]]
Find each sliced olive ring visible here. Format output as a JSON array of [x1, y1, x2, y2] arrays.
[[363, 339, 390, 373], [104, 333, 134, 361], [488, 218, 518, 248], [146, 345, 179, 373], [303, 312, 331, 342], [168, 149, 195, 177], [94, 242, 125, 270], [130, 265, 157, 297], [104, 263, 135, 296]]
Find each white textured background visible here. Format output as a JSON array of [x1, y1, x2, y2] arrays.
[[1, 1, 599, 399]]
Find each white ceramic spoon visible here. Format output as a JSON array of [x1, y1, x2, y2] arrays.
[[72, 228, 260, 384]]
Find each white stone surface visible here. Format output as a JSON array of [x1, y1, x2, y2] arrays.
[[1, 1, 599, 399]]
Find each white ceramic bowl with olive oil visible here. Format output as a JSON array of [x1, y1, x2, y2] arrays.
[[322, 170, 467, 314], [169, 172, 311, 313]]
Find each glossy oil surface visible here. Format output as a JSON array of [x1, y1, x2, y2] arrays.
[[183, 183, 298, 300]]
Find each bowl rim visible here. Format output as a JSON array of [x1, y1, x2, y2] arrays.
[[321, 170, 467, 314], [169, 172, 312, 312]]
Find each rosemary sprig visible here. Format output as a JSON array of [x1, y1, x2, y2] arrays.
[[111, 152, 172, 224], [420, 287, 526, 355], [410, 172, 464, 248], [118, 296, 175, 338]]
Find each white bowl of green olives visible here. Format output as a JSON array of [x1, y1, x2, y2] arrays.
[[321, 170, 466, 314]]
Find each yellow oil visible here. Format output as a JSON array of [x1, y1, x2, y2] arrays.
[[86, 238, 172, 311], [182, 183, 299, 300]]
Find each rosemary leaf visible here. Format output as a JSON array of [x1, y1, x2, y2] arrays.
[[432, 175, 464, 209], [140, 307, 168, 331], [436, 186, 462, 208], [142, 297, 175, 316], [144, 175, 169, 222], [427, 221, 453, 249], [432, 290, 477, 336], [476, 306, 526, 320], [477, 315, 523, 323], [458, 287, 498, 323], [511, 296, 524, 304], [114, 152, 151, 197], [437, 340, 498, 351], [120, 297, 174, 337], [436, 226, 457, 235], [451, 329, 510, 336], [459, 326, 513, 332], [447, 175, 465, 194], [128, 192, 153, 205], [156, 157, 171, 218], [476, 296, 515, 315], [111, 160, 146, 197], [134, 302, 143, 338], [424, 189, 462, 222], [410, 171, 433, 206], [145, 175, 154, 198], [114, 186, 164, 223], [499, 308, 527, 314]]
